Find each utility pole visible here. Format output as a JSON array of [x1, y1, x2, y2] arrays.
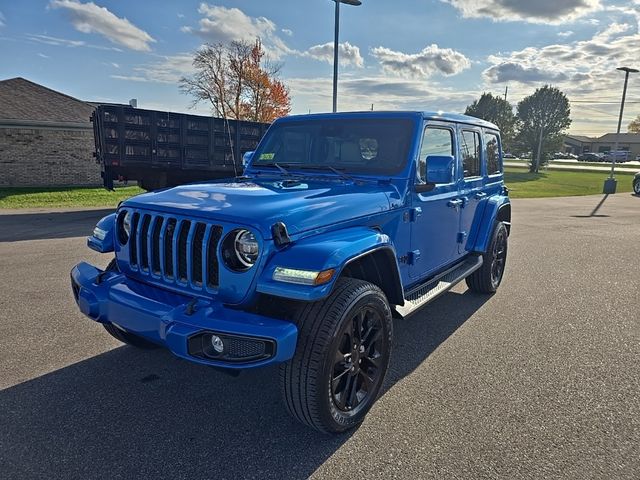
[[504, 86, 508, 102], [534, 126, 544, 173]]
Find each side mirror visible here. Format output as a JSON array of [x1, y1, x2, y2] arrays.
[[242, 151, 254, 169], [425, 155, 454, 184]]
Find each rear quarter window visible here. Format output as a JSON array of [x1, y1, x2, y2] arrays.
[[484, 132, 502, 175]]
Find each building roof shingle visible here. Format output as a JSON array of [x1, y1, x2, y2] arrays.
[[0, 77, 94, 124]]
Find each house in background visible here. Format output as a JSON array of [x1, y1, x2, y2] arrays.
[[0, 77, 100, 187], [564, 133, 640, 158]]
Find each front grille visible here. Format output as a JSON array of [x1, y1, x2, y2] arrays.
[[128, 212, 222, 290]]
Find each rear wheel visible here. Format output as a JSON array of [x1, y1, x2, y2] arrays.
[[280, 278, 392, 434], [101, 259, 159, 349], [633, 177, 640, 195], [466, 222, 508, 294]]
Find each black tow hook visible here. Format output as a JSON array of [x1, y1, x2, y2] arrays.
[[185, 298, 198, 315]]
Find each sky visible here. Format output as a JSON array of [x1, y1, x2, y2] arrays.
[[1, 0, 639, 136]]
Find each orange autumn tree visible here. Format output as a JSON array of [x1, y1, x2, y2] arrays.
[[180, 39, 291, 123]]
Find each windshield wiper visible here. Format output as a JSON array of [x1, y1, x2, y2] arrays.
[[256, 162, 291, 175], [296, 165, 354, 182]]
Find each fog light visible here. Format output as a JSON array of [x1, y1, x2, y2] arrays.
[[210, 334, 224, 353]]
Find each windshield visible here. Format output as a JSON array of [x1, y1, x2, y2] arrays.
[[251, 118, 415, 175]]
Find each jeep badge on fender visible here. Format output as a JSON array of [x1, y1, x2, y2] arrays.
[[71, 111, 510, 434]]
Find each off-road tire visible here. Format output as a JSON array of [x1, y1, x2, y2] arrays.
[[101, 258, 159, 349], [466, 221, 508, 294], [280, 277, 393, 434]]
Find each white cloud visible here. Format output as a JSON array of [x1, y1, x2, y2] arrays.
[[26, 33, 122, 51], [183, 4, 293, 59], [305, 42, 364, 67], [288, 75, 478, 114], [111, 54, 196, 84], [441, 0, 602, 24], [110, 74, 147, 82], [557, 31, 574, 37], [481, 22, 640, 134], [38, 53, 50, 58], [371, 44, 471, 79], [0, 11, 5, 27], [50, 0, 155, 51], [282, 28, 293, 37]]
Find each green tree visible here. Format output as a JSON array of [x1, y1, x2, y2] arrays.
[[628, 114, 640, 133], [465, 93, 516, 149], [516, 85, 571, 173]]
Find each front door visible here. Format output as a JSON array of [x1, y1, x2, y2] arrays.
[[409, 124, 461, 280]]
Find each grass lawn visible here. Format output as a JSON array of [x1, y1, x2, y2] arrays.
[[504, 166, 636, 198], [0, 185, 144, 209]]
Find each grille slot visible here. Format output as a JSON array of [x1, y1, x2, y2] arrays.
[[207, 226, 223, 288], [123, 210, 222, 291], [177, 220, 191, 282], [139, 215, 151, 271], [192, 223, 207, 286], [129, 212, 140, 266], [164, 218, 177, 279], [151, 217, 163, 275]]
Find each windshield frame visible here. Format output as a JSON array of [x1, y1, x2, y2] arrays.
[[247, 114, 421, 178]]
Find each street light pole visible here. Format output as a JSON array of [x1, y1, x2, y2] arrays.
[[331, 0, 361, 113], [604, 66, 638, 194]]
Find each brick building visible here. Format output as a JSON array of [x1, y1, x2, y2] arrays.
[[0, 77, 101, 187], [564, 133, 640, 159]]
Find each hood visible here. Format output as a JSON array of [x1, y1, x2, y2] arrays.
[[122, 178, 398, 238]]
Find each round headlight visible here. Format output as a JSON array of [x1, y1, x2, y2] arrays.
[[234, 230, 259, 267], [222, 229, 260, 271]]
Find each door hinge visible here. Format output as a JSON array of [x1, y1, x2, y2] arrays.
[[408, 250, 421, 265], [404, 207, 423, 223], [457, 232, 468, 244]]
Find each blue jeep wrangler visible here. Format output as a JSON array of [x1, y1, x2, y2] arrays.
[[71, 111, 510, 433]]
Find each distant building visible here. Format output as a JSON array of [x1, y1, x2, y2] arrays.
[[564, 133, 640, 158], [0, 77, 100, 187]]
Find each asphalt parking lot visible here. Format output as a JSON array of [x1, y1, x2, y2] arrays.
[[0, 194, 638, 480]]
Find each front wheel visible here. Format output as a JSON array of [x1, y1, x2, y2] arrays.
[[280, 278, 393, 434], [466, 221, 508, 294], [633, 177, 640, 195]]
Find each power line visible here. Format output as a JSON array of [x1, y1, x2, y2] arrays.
[[570, 100, 640, 104]]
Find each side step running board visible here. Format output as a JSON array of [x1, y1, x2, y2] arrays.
[[394, 255, 483, 318]]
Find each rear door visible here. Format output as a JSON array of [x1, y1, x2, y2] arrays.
[[457, 127, 484, 254]]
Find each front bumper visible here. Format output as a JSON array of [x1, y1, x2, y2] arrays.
[[70, 262, 298, 369]]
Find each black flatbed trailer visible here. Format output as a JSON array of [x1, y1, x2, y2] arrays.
[[92, 105, 270, 190]]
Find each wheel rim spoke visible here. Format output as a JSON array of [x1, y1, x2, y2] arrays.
[[346, 375, 360, 409], [330, 303, 387, 413]]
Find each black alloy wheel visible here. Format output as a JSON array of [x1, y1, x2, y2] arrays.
[[331, 306, 387, 414], [280, 277, 393, 433], [490, 225, 508, 288], [466, 221, 509, 294]]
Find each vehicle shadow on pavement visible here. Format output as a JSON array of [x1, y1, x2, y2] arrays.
[[0, 290, 488, 480], [0, 209, 113, 242]]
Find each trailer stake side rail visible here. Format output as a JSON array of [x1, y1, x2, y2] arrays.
[[92, 105, 270, 190]]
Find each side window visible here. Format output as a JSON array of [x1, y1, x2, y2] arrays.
[[418, 127, 453, 182], [460, 130, 481, 178], [484, 132, 502, 175]]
